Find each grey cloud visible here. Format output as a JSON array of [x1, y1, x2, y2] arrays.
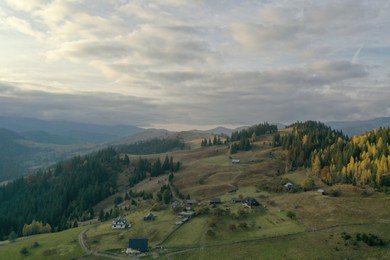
[[231, 22, 301, 50], [0, 82, 163, 127], [307, 61, 367, 82]]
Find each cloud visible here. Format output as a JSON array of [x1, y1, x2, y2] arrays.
[[3, 16, 44, 38], [0, 0, 388, 129], [231, 21, 301, 51], [0, 81, 162, 126], [307, 61, 367, 82]]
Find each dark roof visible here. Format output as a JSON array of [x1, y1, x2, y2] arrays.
[[210, 198, 221, 204], [144, 212, 156, 220], [243, 197, 260, 206], [128, 238, 148, 252]]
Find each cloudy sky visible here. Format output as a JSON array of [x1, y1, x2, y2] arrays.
[[0, 0, 389, 130]]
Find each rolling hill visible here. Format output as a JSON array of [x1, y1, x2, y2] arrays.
[[0, 122, 389, 259]]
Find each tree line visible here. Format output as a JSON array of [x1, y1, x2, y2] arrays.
[[117, 137, 185, 154], [229, 123, 277, 154]]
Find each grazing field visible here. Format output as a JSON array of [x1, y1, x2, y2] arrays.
[[163, 210, 305, 248], [0, 226, 84, 260], [163, 223, 390, 259]]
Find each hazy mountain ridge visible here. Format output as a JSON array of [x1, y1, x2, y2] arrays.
[[0, 117, 144, 181], [0, 116, 144, 144], [326, 117, 390, 137]]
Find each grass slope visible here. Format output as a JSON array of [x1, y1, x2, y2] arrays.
[[0, 227, 84, 260]]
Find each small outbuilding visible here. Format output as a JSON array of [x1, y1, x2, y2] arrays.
[[186, 199, 197, 205], [179, 211, 195, 218], [317, 189, 327, 195], [128, 238, 148, 253], [231, 198, 242, 203], [284, 182, 294, 190], [231, 159, 240, 164], [209, 198, 222, 205], [144, 212, 156, 221]]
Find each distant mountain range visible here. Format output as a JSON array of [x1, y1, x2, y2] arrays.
[[0, 116, 143, 144], [326, 117, 390, 137], [0, 116, 389, 181], [0, 116, 147, 181]]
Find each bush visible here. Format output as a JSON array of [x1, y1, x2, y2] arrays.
[[239, 222, 248, 229], [32, 242, 40, 248], [206, 230, 216, 237], [329, 189, 341, 197], [301, 177, 315, 191], [8, 231, 17, 242], [286, 211, 296, 219], [229, 224, 236, 230], [20, 247, 29, 256]]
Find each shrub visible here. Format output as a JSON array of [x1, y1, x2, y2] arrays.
[[32, 242, 40, 248], [20, 247, 29, 256], [329, 189, 341, 197], [206, 230, 216, 237], [229, 224, 236, 230], [239, 222, 248, 229], [286, 211, 296, 219]]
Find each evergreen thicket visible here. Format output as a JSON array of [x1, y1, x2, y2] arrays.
[[118, 137, 185, 154], [229, 123, 277, 154]]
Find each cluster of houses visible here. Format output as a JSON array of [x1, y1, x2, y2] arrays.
[[119, 194, 264, 255]]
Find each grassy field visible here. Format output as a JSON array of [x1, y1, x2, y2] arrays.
[[158, 224, 390, 259], [85, 208, 178, 252], [162, 223, 390, 259], [163, 212, 305, 249], [0, 226, 84, 260]]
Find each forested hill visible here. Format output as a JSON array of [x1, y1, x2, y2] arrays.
[[0, 135, 184, 241], [0, 148, 123, 240], [274, 121, 390, 189]]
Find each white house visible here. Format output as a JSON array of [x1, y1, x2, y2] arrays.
[[231, 159, 240, 164], [112, 216, 129, 229]]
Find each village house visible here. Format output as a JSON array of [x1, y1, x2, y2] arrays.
[[231, 159, 240, 164], [111, 216, 129, 229], [243, 197, 260, 208]]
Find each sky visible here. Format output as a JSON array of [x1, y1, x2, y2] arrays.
[[0, 0, 389, 131]]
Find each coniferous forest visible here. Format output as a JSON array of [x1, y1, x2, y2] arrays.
[[117, 137, 185, 155], [274, 121, 390, 189], [0, 145, 181, 241]]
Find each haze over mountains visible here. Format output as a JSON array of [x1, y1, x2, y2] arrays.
[[326, 117, 390, 137], [0, 116, 389, 182]]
